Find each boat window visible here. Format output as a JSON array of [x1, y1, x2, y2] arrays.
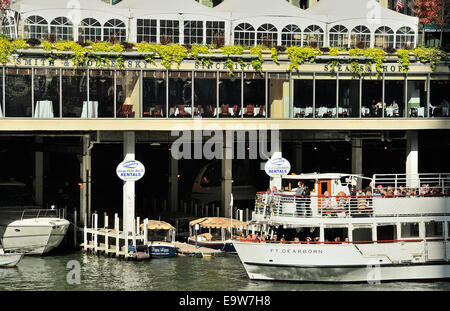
[[401, 222, 420, 238], [377, 224, 397, 241], [425, 221, 443, 238], [324, 227, 348, 243], [148, 229, 171, 242], [352, 227, 372, 242]]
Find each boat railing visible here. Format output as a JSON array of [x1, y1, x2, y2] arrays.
[[372, 173, 450, 196], [20, 208, 65, 220]]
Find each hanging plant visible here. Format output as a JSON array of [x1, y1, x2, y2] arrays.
[[413, 47, 446, 71], [348, 48, 365, 76], [136, 42, 158, 64], [396, 49, 411, 73], [287, 46, 321, 71], [249, 45, 264, 75], [327, 47, 340, 72], [0, 38, 26, 64], [156, 44, 188, 69], [363, 48, 386, 76], [190, 45, 213, 67], [271, 47, 279, 64], [90, 42, 125, 68], [221, 45, 245, 75]]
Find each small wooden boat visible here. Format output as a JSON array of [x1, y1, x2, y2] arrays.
[[187, 217, 248, 253], [140, 220, 177, 258], [0, 248, 23, 267]]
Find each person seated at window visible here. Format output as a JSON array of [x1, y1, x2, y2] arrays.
[[390, 100, 399, 114], [334, 237, 342, 244], [272, 234, 278, 242], [280, 235, 285, 242], [305, 236, 312, 244], [293, 237, 300, 243]]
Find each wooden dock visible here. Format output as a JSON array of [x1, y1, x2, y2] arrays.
[[174, 242, 225, 257]]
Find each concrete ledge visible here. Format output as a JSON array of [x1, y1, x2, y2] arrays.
[[0, 118, 449, 131]]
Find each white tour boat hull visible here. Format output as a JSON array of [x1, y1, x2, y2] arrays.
[[233, 241, 450, 282], [1, 218, 70, 255]]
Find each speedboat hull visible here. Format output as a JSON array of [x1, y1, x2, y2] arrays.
[[1, 218, 70, 255], [0, 253, 23, 267], [149, 242, 177, 258], [188, 237, 235, 252]]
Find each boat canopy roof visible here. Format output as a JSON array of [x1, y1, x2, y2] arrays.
[[189, 217, 247, 229], [140, 220, 175, 231], [282, 173, 362, 180]]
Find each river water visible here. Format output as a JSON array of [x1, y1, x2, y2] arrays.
[[0, 252, 449, 291]]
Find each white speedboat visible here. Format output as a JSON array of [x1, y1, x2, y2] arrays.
[[0, 181, 70, 255], [0, 248, 23, 267], [233, 172, 450, 282]]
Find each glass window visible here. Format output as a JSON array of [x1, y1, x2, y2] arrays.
[[385, 76, 405, 117], [256, 23, 277, 47], [234, 23, 255, 47], [169, 71, 192, 118], [206, 21, 225, 46], [268, 72, 288, 119], [160, 20, 179, 44], [79, 18, 102, 43], [407, 77, 427, 117], [1, 16, 17, 39], [430, 75, 450, 117], [329, 25, 348, 48], [396, 26, 414, 49], [137, 19, 157, 43], [377, 224, 397, 241], [350, 25, 370, 49], [353, 227, 373, 242], [219, 72, 241, 118], [143, 71, 167, 118], [374, 26, 394, 49], [194, 71, 216, 118], [425, 221, 443, 238], [401, 222, 420, 238], [62, 69, 87, 118], [293, 74, 313, 118], [116, 71, 140, 118], [5, 68, 32, 117], [361, 76, 382, 117], [315, 74, 337, 118], [50, 17, 73, 41], [89, 70, 114, 118], [281, 24, 302, 47], [243, 72, 265, 118], [23, 15, 48, 39], [338, 75, 359, 117], [184, 20, 203, 45], [103, 19, 126, 42], [33, 68, 59, 118], [303, 25, 324, 48]]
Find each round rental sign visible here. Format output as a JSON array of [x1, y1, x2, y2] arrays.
[[264, 157, 291, 178], [116, 160, 145, 181]]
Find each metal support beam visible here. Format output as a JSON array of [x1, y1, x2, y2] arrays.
[[169, 156, 179, 212], [406, 130, 419, 188], [351, 137, 363, 189], [123, 131, 135, 235], [222, 135, 232, 218], [34, 137, 44, 206]]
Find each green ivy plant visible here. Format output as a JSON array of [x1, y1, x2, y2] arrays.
[[249, 45, 265, 75], [157, 44, 188, 69], [327, 47, 340, 72], [221, 45, 245, 75], [348, 48, 365, 76], [271, 47, 279, 64], [413, 47, 446, 71], [287, 46, 321, 71], [90, 42, 125, 68], [190, 45, 213, 67], [396, 49, 411, 73], [0, 38, 27, 64], [135, 43, 158, 64], [363, 48, 386, 76]]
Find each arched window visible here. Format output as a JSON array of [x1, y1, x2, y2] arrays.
[[396, 26, 414, 49], [303, 25, 324, 48], [1, 16, 16, 39], [103, 19, 126, 42], [23, 15, 48, 39], [50, 17, 73, 41], [234, 23, 255, 46], [329, 25, 348, 48], [281, 24, 302, 47], [79, 18, 102, 42], [350, 25, 371, 49], [374, 26, 394, 49], [257, 23, 277, 47]]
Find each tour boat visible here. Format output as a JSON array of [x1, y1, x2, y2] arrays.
[[0, 181, 70, 255], [141, 220, 177, 258], [0, 248, 23, 267], [232, 173, 450, 282], [188, 217, 248, 253]]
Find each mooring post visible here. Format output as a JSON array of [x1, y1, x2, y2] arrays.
[[83, 222, 87, 252], [245, 208, 249, 222], [205, 204, 208, 217], [194, 203, 198, 217], [105, 213, 109, 255], [136, 216, 140, 237], [132, 218, 136, 247], [104, 212, 108, 229], [115, 213, 119, 256], [74, 208, 78, 248], [183, 202, 187, 214], [216, 206, 220, 217], [94, 213, 98, 254]]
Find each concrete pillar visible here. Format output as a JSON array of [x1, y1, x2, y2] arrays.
[[34, 137, 44, 206], [351, 138, 363, 189], [293, 142, 302, 174], [406, 131, 419, 188], [123, 131, 135, 235], [222, 137, 232, 218], [168, 156, 178, 212]]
